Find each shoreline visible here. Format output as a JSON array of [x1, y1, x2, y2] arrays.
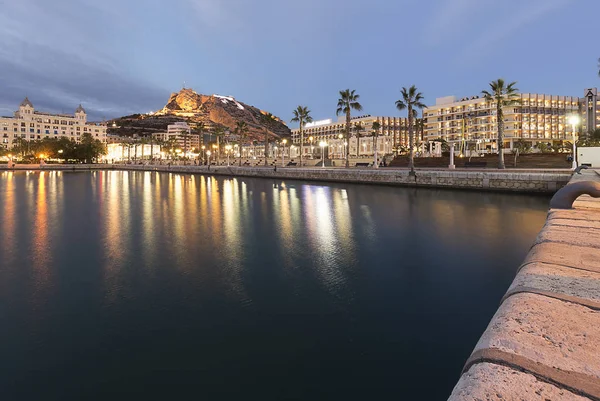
[[1, 164, 573, 194]]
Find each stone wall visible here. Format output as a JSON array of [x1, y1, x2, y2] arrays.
[[1, 164, 572, 193], [448, 169, 600, 400]]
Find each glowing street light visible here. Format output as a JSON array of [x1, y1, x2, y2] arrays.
[[568, 115, 580, 170], [319, 141, 327, 168], [206, 150, 211, 165]]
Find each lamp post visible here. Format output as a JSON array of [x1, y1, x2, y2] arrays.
[[568, 115, 580, 170], [58, 149, 63, 163], [206, 150, 211, 165], [201, 145, 206, 164], [319, 141, 327, 168], [282, 139, 287, 166]]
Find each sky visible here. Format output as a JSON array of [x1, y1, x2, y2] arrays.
[[0, 0, 599, 124]]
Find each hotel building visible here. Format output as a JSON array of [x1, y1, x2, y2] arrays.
[[422, 89, 600, 152], [0, 97, 107, 149], [290, 115, 418, 158]]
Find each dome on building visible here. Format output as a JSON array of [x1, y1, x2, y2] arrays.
[[75, 104, 86, 113], [20, 97, 33, 108]]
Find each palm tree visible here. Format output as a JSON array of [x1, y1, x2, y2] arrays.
[[291, 106, 313, 166], [194, 122, 206, 162], [396, 85, 426, 175], [482, 79, 520, 169], [261, 113, 276, 166], [234, 121, 249, 166], [336, 89, 363, 167], [212, 126, 225, 165], [179, 129, 192, 163], [353, 122, 365, 157], [371, 121, 381, 168]]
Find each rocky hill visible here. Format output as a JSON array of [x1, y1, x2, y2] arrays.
[[108, 88, 290, 141]]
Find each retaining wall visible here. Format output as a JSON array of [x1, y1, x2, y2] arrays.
[[2, 164, 573, 194], [448, 169, 600, 400]]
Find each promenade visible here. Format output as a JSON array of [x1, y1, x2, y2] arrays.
[[449, 169, 600, 400], [2, 164, 572, 194]]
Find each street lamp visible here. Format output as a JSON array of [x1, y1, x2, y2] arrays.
[[568, 115, 580, 170], [319, 141, 327, 168], [282, 139, 287, 166], [206, 150, 211, 165]]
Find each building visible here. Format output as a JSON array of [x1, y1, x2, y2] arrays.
[[581, 88, 600, 135], [422, 92, 585, 153], [105, 143, 162, 162], [0, 97, 107, 149], [151, 122, 200, 152], [290, 115, 417, 158]]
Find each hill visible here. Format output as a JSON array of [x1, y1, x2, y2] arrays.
[[108, 88, 290, 141]]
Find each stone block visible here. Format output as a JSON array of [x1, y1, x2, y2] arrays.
[[469, 293, 600, 399], [536, 225, 600, 249], [523, 242, 600, 273], [449, 362, 591, 401], [508, 262, 600, 306]]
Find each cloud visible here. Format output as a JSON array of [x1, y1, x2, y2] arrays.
[[0, 0, 167, 120], [457, 0, 570, 61], [421, 0, 483, 47]]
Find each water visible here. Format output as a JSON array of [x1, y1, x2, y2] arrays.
[[0, 170, 549, 400]]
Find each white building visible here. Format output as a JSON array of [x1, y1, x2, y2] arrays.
[[106, 143, 163, 162], [0, 97, 107, 149]]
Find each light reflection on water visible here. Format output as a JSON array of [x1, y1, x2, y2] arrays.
[[0, 170, 550, 401]]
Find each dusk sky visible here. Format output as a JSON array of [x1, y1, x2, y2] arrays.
[[1, 0, 598, 124]]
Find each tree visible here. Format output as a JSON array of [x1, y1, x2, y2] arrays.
[[353, 122, 365, 156], [212, 126, 225, 165], [396, 85, 426, 175], [261, 113, 277, 166], [194, 122, 206, 162], [482, 78, 520, 169], [291, 106, 313, 166], [336, 89, 363, 168], [371, 121, 381, 168], [79, 133, 106, 163], [234, 121, 249, 166], [179, 129, 192, 163], [119, 141, 130, 162]]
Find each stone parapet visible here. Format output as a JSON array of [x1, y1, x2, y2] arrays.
[[449, 169, 600, 401]]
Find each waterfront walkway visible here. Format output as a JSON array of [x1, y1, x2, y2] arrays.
[[1, 164, 572, 194], [449, 169, 600, 400]]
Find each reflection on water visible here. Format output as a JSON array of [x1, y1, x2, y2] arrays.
[[0, 171, 550, 401]]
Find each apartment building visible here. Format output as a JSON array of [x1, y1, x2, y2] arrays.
[[423, 93, 582, 152], [290, 115, 418, 158], [0, 97, 107, 149]]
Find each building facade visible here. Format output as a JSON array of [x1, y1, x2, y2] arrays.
[[422, 92, 590, 153], [152, 122, 200, 152], [0, 97, 107, 149], [290, 115, 418, 158], [581, 88, 600, 135]]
